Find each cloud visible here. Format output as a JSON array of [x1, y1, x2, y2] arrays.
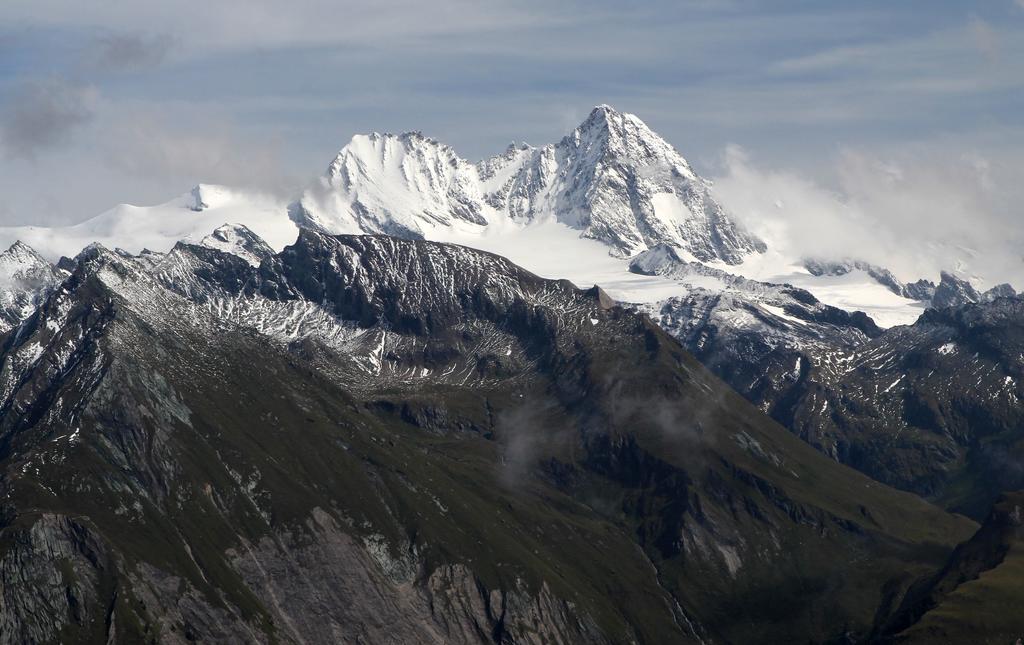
[[494, 398, 566, 490], [770, 17, 1020, 93], [85, 32, 176, 72], [3, 0, 552, 58], [712, 144, 1024, 287], [967, 16, 1000, 60], [96, 109, 296, 198], [0, 77, 97, 159], [0, 96, 297, 227]]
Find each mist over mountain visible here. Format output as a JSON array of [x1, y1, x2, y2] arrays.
[[713, 144, 1024, 289]]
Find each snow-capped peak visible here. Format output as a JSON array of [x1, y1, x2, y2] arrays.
[[0, 240, 62, 332], [296, 130, 487, 239], [567, 105, 698, 181], [570, 107, 676, 162], [295, 106, 764, 264], [1, 240, 49, 267], [200, 224, 275, 266], [0, 240, 53, 279]]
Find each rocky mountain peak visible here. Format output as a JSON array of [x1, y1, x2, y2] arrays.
[[629, 243, 686, 274], [983, 283, 1018, 302], [0, 241, 52, 281], [200, 223, 275, 266], [932, 271, 982, 309], [326, 131, 463, 182], [2, 240, 44, 260], [567, 105, 693, 175], [258, 231, 573, 336], [301, 130, 486, 237], [572, 104, 620, 141], [295, 107, 764, 264]]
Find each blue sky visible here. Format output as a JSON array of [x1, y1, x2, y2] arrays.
[[1, 0, 1022, 232]]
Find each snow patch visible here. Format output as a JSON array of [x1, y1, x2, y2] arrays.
[[760, 303, 808, 327]]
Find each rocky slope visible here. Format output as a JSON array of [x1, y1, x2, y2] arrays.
[[779, 296, 1024, 518], [629, 244, 881, 419], [628, 245, 1024, 519], [0, 231, 974, 643], [877, 491, 1024, 642]]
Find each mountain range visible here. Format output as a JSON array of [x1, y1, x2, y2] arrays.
[[0, 106, 1020, 643]]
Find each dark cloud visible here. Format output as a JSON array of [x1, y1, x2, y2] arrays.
[[86, 32, 176, 72], [0, 77, 97, 159]]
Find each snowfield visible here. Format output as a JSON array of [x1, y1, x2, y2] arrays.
[[715, 249, 927, 328], [0, 185, 297, 261]]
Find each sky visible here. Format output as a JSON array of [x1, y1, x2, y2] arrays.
[[0, 0, 1022, 282]]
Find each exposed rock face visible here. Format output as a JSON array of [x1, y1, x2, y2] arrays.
[[982, 282, 1017, 302], [0, 230, 972, 643], [0, 514, 114, 645], [759, 297, 1024, 517], [294, 106, 764, 263], [905, 278, 937, 302], [630, 243, 881, 428], [922, 271, 1015, 309], [805, 258, 917, 299], [225, 509, 607, 645], [931, 270, 981, 308]]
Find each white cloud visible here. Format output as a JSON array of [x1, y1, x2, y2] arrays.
[[2, 0, 551, 59], [772, 18, 1020, 91], [0, 96, 297, 226], [95, 109, 294, 197], [713, 144, 1024, 287], [968, 16, 1000, 60]]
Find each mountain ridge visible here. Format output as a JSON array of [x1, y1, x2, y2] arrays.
[[295, 105, 766, 264], [0, 228, 976, 643]]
